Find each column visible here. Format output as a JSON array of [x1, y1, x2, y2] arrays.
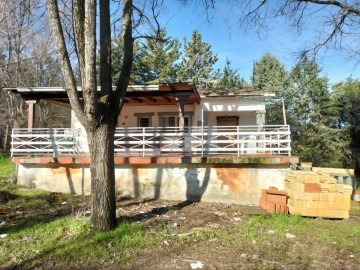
[[176, 96, 190, 156], [26, 100, 37, 131]]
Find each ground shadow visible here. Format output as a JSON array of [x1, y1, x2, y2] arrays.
[[117, 200, 193, 224]]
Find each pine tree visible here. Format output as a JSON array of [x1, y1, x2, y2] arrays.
[[289, 54, 344, 167], [177, 30, 218, 87], [331, 79, 360, 172], [215, 58, 246, 89], [133, 29, 180, 84], [251, 53, 289, 124]]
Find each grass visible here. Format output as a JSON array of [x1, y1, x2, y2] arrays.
[[1, 153, 359, 268], [0, 217, 158, 269], [0, 153, 12, 180]]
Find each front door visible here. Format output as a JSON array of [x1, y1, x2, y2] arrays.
[[216, 116, 239, 151]]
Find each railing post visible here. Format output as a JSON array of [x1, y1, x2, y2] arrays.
[[143, 127, 145, 157], [10, 128, 14, 157], [237, 126, 240, 157]]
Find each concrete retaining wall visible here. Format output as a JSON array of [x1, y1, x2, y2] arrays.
[[16, 163, 290, 205]]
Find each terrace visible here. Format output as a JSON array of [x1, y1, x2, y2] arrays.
[[10, 125, 291, 158]]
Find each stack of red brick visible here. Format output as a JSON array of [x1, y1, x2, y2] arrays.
[[259, 186, 288, 214]]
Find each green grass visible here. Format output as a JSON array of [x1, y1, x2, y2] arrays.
[[0, 217, 158, 269], [0, 154, 12, 180], [1, 153, 359, 268]]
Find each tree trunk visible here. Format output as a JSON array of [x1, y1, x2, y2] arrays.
[[87, 122, 117, 231]]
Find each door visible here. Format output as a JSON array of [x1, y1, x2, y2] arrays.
[[216, 116, 239, 152]]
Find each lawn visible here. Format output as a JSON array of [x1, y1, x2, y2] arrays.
[[1, 154, 360, 269]]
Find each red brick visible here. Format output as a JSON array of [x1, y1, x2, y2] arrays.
[[267, 194, 287, 204]]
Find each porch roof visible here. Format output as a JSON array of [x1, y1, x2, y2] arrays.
[[3, 82, 201, 106]]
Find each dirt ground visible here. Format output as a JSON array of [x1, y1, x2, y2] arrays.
[[115, 199, 360, 270], [2, 193, 360, 269]]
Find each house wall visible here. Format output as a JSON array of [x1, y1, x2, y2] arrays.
[[200, 97, 266, 126], [15, 162, 290, 205], [71, 97, 266, 129], [117, 104, 196, 127], [70, 97, 267, 153]]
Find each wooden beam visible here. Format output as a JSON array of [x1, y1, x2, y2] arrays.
[[128, 97, 143, 103], [144, 96, 156, 103], [43, 99, 71, 109]]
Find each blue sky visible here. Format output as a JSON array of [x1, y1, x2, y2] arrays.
[[158, 1, 359, 85]]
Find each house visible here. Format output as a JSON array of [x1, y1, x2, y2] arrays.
[[6, 83, 298, 204]]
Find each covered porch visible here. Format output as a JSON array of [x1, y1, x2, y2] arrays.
[[6, 83, 298, 205], [6, 83, 292, 158]]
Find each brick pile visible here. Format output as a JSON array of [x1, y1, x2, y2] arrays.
[[285, 171, 353, 218], [259, 186, 288, 214]]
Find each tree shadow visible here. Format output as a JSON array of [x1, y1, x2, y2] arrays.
[[116, 200, 194, 224], [184, 166, 211, 202]]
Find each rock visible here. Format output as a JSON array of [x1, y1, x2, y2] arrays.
[[0, 234, 8, 238], [190, 261, 204, 269], [167, 222, 177, 228], [286, 232, 296, 239], [214, 211, 225, 217]]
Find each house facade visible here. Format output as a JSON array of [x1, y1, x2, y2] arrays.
[[7, 83, 298, 205]]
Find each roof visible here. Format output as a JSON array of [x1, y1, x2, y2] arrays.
[[198, 88, 275, 97], [3, 84, 276, 106], [3, 83, 201, 106]]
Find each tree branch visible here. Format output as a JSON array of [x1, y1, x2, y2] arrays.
[[114, 0, 133, 114], [72, 0, 85, 86], [298, 0, 360, 16], [100, 0, 112, 99], [45, 0, 85, 123], [82, 0, 97, 125]]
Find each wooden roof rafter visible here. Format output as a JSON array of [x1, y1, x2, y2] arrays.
[[2, 82, 201, 106]]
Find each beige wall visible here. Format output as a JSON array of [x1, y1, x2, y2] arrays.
[[117, 104, 195, 127], [16, 163, 289, 205], [71, 97, 267, 129], [200, 97, 266, 126]]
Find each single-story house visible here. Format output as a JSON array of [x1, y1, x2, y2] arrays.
[[5, 83, 298, 204]]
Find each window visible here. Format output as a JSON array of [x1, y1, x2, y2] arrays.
[[161, 116, 189, 127], [158, 112, 193, 128], [134, 112, 154, 127], [139, 117, 150, 127]]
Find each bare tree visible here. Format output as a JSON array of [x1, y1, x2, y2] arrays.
[[0, 0, 67, 152], [196, 0, 360, 61], [46, 0, 162, 231]]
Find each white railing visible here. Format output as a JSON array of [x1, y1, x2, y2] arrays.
[[114, 125, 291, 156], [11, 128, 83, 157], [11, 125, 291, 157]]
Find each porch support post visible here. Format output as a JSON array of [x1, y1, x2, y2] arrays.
[[26, 100, 37, 131], [256, 110, 266, 154], [177, 96, 190, 156], [177, 97, 186, 131]]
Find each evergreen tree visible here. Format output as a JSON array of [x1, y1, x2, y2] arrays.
[[215, 58, 246, 89], [111, 39, 149, 84], [289, 54, 344, 167], [251, 53, 289, 124], [331, 79, 360, 173], [134, 29, 180, 84], [177, 30, 218, 87], [111, 29, 180, 84]]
